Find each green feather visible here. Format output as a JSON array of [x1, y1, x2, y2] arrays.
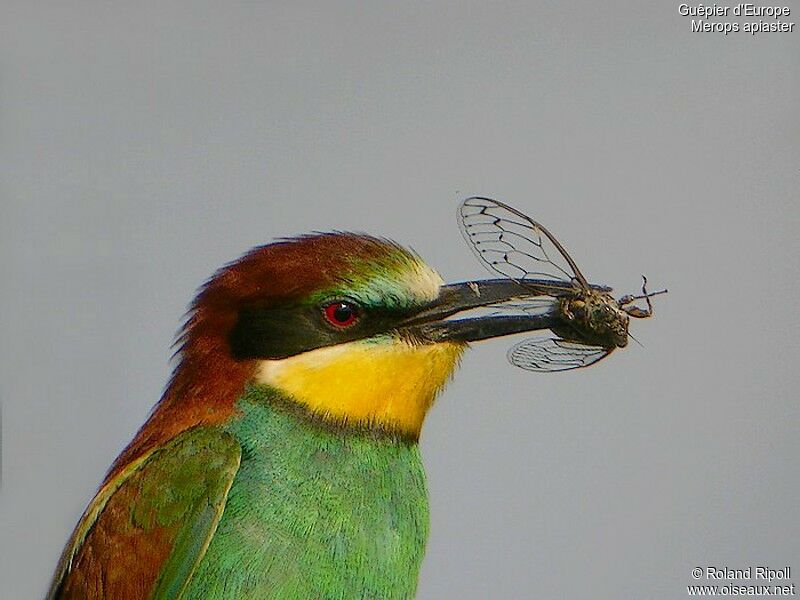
[[48, 427, 241, 600], [181, 385, 429, 600], [150, 429, 241, 598], [51, 386, 428, 600]]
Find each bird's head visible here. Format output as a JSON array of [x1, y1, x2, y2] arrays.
[[114, 232, 549, 474]]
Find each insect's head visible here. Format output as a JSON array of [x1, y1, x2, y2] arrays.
[[588, 293, 630, 348], [561, 292, 630, 348]]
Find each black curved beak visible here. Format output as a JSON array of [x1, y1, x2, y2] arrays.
[[400, 279, 569, 343]]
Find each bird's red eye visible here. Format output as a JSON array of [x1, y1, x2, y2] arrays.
[[323, 301, 359, 327]]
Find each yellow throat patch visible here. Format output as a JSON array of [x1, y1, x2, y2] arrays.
[[254, 338, 465, 438]]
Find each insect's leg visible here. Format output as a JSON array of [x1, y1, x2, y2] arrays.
[[558, 297, 577, 321], [620, 276, 655, 319], [624, 305, 652, 318], [619, 276, 647, 305]]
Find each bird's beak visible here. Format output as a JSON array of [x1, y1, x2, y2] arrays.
[[400, 279, 569, 343]]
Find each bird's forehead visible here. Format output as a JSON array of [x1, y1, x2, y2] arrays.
[[211, 233, 443, 310], [311, 254, 443, 309]]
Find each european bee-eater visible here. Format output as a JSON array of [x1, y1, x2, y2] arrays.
[[49, 232, 555, 600]]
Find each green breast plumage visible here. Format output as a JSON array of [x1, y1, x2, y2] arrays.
[[182, 385, 430, 600]]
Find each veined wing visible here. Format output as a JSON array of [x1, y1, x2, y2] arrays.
[[508, 337, 612, 372], [459, 197, 589, 289], [484, 297, 560, 318]]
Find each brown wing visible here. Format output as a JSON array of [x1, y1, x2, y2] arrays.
[[48, 427, 241, 599]]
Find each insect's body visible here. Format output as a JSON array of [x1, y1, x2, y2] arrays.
[[458, 196, 666, 371], [555, 289, 629, 349]]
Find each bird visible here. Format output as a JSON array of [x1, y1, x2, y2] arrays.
[[48, 232, 555, 600]]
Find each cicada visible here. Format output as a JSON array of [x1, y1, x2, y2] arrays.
[[459, 197, 667, 371]]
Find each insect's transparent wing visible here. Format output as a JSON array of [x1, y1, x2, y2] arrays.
[[485, 297, 559, 318], [459, 197, 587, 288], [508, 337, 612, 372]]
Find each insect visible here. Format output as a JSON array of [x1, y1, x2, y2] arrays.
[[458, 196, 667, 371]]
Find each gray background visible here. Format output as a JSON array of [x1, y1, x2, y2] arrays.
[[2, 2, 798, 598]]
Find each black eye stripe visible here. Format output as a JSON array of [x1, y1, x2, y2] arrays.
[[231, 301, 418, 360]]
